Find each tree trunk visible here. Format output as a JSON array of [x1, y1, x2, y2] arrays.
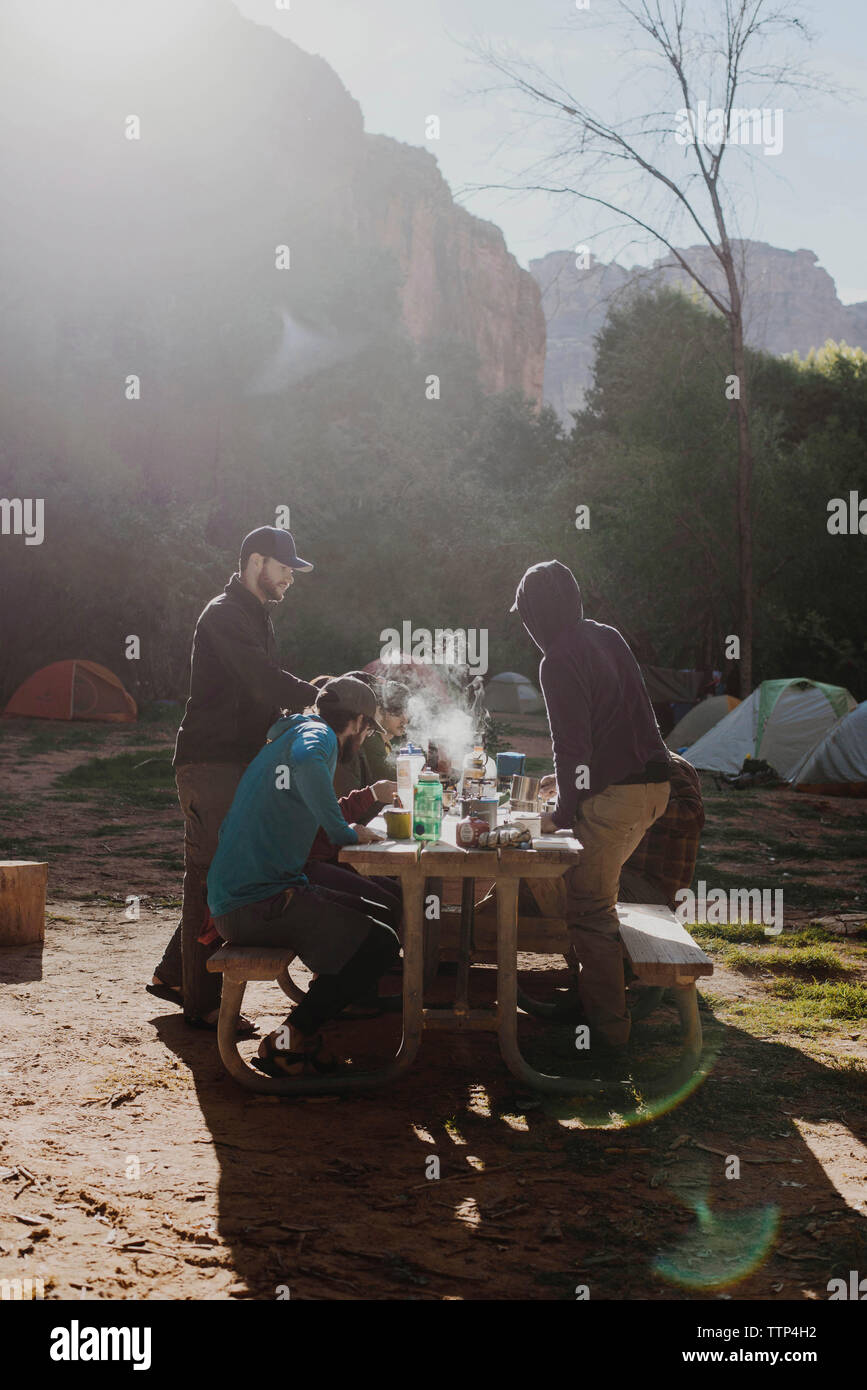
[[0, 860, 48, 944], [730, 316, 754, 695]]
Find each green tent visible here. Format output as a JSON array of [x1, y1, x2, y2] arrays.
[[685, 678, 856, 780]]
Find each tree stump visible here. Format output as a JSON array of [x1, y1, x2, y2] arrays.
[[0, 861, 49, 945]]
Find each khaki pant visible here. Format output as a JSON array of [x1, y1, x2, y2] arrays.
[[155, 761, 246, 1020], [564, 781, 670, 1047]]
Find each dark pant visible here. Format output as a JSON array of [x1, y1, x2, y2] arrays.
[[304, 860, 403, 936], [292, 921, 399, 1035], [217, 879, 401, 1037], [155, 761, 246, 1020]]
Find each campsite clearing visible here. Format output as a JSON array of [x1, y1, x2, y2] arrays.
[[0, 715, 865, 1301]]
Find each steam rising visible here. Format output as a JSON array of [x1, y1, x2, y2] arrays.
[[377, 662, 483, 777]]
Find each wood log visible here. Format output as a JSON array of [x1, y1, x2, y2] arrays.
[[0, 861, 48, 945]]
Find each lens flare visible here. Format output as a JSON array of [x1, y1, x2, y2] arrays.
[[653, 1193, 779, 1290]]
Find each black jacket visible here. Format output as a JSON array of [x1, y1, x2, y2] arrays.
[[174, 574, 318, 767]]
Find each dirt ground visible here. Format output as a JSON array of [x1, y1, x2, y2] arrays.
[[1, 719, 866, 1301]]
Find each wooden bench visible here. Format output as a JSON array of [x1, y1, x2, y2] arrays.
[[206, 900, 712, 1093], [436, 896, 713, 1075]]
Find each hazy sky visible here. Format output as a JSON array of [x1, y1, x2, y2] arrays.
[[233, 0, 867, 303]]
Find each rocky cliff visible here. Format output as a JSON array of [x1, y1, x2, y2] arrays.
[[0, 0, 545, 484], [363, 136, 545, 401], [532, 241, 867, 421]]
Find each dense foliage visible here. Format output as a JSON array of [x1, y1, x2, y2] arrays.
[[2, 290, 865, 707]]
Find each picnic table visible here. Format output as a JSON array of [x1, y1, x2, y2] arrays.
[[208, 810, 712, 1096]]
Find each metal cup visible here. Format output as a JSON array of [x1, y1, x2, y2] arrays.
[[510, 773, 540, 811]]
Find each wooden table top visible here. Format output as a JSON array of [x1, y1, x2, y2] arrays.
[[338, 809, 582, 875]]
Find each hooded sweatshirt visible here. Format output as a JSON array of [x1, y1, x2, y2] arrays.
[[513, 561, 668, 829], [207, 713, 359, 917]]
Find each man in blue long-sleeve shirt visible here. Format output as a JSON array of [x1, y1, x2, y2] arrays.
[[511, 561, 671, 1056], [208, 677, 401, 1077]]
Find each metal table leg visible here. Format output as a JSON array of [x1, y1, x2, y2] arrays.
[[422, 875, 442, 994], [454, 877, 475, 1015], [494, 874, 614, 1095]]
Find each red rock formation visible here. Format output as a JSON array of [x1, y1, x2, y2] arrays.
[[363, 137, 546, 404]]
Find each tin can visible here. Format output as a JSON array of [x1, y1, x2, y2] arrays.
[[383, 806, 412, 840], [456, 816, 490, 848]]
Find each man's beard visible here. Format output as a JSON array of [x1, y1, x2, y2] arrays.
[[340, 731, 365, 764], [259, 575, 285, 602]]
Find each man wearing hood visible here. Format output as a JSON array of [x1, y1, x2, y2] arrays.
[[511, 561, 671, 1057], [207, 677, 401, 1077]]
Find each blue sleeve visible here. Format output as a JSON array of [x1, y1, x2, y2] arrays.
[[291, 748, 359, 846]]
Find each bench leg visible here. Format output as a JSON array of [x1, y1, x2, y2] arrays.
[[672, 981, 703, 1077], [276, 957, 307, 1005]]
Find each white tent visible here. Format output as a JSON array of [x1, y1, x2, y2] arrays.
[[685, 678, 856, 781], [666, 694, 740, 751], [485, 670, 544, 715], [792, 700, 867, 795]]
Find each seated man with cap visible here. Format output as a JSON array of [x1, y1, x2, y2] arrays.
[[207, 676, 402, 1077]]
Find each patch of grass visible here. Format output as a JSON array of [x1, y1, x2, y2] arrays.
[[92, 824, 133, 837], [700, 796, 747, 818], [715, 829, 867, 863], [20, 723, 110, 754], [694, 920, 862, 959], [713, 977, 867, 1045], [717, 942, 853, 979], [815, 1053, 867, 1077], [815, 831, 867, 860], [54, 750, 177, 809], [693, 858, 858, 909], [769, 977, 867, 1020], [58, 749, 173, 789], [0, 836, 54, 858], [138, 702, 183, 725], [785, 801, 836, 820], [692, 921, 769, 945]]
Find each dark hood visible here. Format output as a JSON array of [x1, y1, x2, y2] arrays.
[[511, 560, 583, 652]]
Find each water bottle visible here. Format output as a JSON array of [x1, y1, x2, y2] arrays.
[[396, 742, 426, 807], [413, 769, 443, 842]]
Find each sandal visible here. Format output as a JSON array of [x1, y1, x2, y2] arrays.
[[185, 1009, 258, 1039], [252, 1030, 340, 1078], [146, 974, 183, 1005]]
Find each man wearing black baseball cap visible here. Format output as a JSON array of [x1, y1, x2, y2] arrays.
[[151, 526, 319, 1031]]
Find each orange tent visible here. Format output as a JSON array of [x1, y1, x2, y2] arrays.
[[2, 660, 137, 722]]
